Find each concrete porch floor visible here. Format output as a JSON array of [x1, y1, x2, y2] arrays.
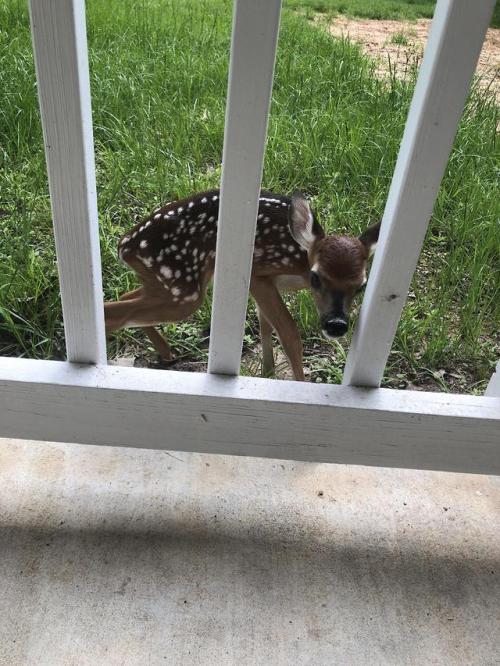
[[0, 437, 499, 665]]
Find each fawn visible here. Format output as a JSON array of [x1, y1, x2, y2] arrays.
[[105, 190, 380, 381]]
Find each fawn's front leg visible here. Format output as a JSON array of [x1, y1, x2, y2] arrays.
[[256, 305, 275, 377], [250, 276, 305, 382]]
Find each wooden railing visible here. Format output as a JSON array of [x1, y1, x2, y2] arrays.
[[0, 0, 498, 475]]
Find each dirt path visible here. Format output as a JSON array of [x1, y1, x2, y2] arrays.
[[318, 17, 499, 101]]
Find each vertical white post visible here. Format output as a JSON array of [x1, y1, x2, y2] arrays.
[[208, 0, 282, 376], [486, 362, 500, 397], [342, 0, 495, 388], [29, 0, 106, 364]]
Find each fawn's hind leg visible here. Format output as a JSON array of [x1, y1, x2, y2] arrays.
[[106, 288, 172, 362], [256, 305, 275, 377]]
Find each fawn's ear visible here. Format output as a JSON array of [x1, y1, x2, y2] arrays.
[[359, 221, 381, 256], [288, 192, 324, 252]]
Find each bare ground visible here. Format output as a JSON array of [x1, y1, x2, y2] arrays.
[[110, 334, 493, 394], [317, 17, 500, 101]]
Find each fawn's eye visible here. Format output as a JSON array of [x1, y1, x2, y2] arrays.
[[310, 271, 321, 290]]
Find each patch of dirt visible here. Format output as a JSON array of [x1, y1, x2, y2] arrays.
[[109, 336, 493, 394], [317, 17, 499, 101]]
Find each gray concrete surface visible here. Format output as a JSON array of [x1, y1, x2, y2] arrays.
[[0, 437, 499, 666]]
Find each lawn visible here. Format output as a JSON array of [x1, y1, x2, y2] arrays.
[[0, 0, 498, 392], [285, 0, 436, 21]]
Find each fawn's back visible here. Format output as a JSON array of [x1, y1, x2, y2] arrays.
[[118, 189, 309, 305]]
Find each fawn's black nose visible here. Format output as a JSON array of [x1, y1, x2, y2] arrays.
[[322, 317, 348, 338]]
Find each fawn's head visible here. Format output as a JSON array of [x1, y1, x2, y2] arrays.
[[288, 193, 380, 339]]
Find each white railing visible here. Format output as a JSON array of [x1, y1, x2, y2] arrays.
[[343, 0, 497, 387], [28, 0, 106, 365], [0, 0, 498, 475], [208, 0, 281, 375]]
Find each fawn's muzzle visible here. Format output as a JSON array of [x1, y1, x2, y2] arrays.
[[322, 316, 348, 338]]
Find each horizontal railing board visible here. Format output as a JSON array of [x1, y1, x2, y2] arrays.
[[28, 0, 106, 364], [342, 0, 495, 388], [1, 358, 499, 475]]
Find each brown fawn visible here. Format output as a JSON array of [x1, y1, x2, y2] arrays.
[[105, 190, 380, 381]]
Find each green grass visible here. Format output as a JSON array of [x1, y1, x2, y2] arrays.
[[390, 31, 410, 45], [0, 0, 498, 392], [285, 0, 436, 21]]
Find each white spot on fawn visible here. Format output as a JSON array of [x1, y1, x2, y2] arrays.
[[118, 246, 130, 260], [201, 197, 208, 204], [184, 291, 199, 302], [172, 287, 181, 296], [160, 266, 172, 279], [260, 197, 282, 205], [138, 255, 153, 268], [140, 240, 148, 249]]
